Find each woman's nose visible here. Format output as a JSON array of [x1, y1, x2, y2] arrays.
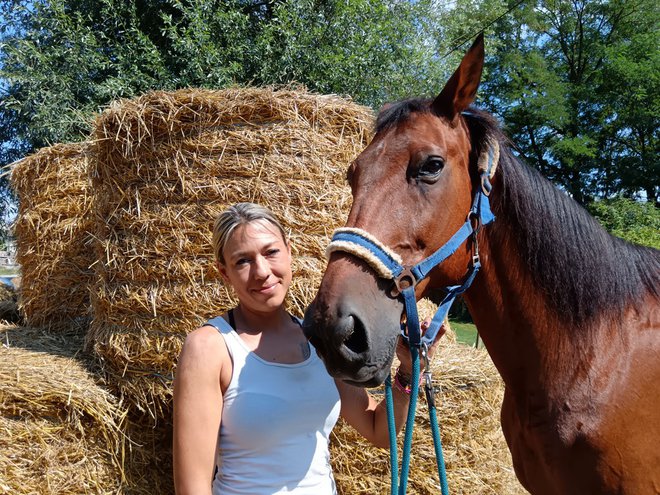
[[252, 255, 271, 279]]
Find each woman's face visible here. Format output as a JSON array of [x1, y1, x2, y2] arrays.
[[218, 220, 292, 314]]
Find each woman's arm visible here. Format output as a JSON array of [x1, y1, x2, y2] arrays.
[[336, 321, 447, 449], [173, 326, 228, 495], [335, 374, 410, 449]]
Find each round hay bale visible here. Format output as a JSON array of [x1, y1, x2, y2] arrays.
[[10, 143, 95, 330], [0, 323, 177, 494], [330, 342, 526, 494], [0, 324, 123, 495], [119, 413, 174, 495], [87, 86, 374, 421]]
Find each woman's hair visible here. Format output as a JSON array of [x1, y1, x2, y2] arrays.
[[212, 202, 288, 265]]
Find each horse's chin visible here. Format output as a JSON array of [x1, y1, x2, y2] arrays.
[[340, 366, 392, 388]]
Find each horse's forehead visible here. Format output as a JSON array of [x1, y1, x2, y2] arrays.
[[367, 112, 467, 157]]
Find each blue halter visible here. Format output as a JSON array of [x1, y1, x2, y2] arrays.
[[326, 148, 497, 495], [328, 177, 495, 346]]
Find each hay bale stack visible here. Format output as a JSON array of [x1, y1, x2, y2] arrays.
[[10, 143, 94, 329], [0, 324, 123, 495], [88, 86, 373, 419], [330, 342, 526, 495]]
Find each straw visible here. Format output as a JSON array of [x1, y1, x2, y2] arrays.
[[10, 144, 95, 330], [87, 86, 374, 420]]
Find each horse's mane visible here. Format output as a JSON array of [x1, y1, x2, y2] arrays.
[[376, 100, 660, 327]]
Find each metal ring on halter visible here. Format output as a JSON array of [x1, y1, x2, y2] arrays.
[[390, 266, 417, 297]]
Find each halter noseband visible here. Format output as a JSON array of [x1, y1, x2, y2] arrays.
[[326, 141, 499, 347]]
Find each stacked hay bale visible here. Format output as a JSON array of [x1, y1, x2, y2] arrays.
[[0, 324, 123, 495], [87, 86, 374, 422], [330, 340, 527, 495], [11, 143, 95, 330]]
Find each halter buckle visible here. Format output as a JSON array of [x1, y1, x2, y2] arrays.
[[390, 266, 417, 297]]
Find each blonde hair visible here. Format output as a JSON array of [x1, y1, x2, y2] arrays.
[[212, 203, 288, 265]]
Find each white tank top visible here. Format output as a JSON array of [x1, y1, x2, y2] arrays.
[[207, 315, 341, 495]]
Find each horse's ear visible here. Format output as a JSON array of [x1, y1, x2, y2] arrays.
[[432, 33, 485, 120], [379, 102, 394, 113]]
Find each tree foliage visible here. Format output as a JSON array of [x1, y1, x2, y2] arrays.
[[482, 0, 659, 205], [588, 197, 660, 249]]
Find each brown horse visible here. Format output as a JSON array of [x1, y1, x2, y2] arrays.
[[304, 35, 660, 494]]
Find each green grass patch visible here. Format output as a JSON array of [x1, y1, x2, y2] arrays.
[[449, 320, 479, 347]]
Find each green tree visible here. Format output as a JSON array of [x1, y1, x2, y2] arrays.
[[482, 0, 659, 205], [253, 0, 446, 107], [1, 0, 168, 147]]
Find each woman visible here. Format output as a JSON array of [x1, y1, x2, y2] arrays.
[[173, 202, 445, 495]]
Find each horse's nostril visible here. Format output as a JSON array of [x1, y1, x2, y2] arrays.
[[343, 315, 368, 354]]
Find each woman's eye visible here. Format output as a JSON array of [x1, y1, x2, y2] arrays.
[[418, 158, 444, 178], [236, 258, 250, 266], [266, 249, 280, 257]]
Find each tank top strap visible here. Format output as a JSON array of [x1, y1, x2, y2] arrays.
[[205, 313, 234, 335], [205, 311, 248, 364]]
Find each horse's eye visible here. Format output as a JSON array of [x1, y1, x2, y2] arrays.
[[418, 157, 444, 180]]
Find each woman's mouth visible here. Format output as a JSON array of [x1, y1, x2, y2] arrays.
[[254, 282, 278, 294]]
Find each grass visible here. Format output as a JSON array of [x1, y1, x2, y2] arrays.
[[449, 320, 480, 347]]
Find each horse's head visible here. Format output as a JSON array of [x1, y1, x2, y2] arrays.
[[304, 35, 491, 386]]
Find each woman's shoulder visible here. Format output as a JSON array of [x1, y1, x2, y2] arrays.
[[181, 321, 229, 363]]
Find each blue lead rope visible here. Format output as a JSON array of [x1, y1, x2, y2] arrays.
[[398, 345, 420, 493], [423, 347, 450, 495], [385, 346, 449, 495], [386, 298, 448, 495]]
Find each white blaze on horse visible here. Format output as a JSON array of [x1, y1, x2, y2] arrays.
[[303, 35, 660, 495]]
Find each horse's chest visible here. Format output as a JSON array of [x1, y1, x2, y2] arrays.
[[501, 389, 613, 495]]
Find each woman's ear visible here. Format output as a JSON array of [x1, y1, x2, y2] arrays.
[[217, 261, 229, 283]]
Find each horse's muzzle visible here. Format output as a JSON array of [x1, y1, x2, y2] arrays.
[[303, 299, 399, 387]]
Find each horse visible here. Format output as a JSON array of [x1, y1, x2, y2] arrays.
[[303, 34, 660, 495]]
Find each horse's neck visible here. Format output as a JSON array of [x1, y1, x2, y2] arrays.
[[463, 222, 611, 400]]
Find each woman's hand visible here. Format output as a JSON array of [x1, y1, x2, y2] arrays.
[[395, 319, 448, 378]]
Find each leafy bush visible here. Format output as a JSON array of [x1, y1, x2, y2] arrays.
[[588, 197, 660, 249]]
